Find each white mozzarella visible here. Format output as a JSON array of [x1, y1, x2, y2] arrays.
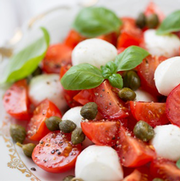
[[154, 56, 180, 96], [144, 29, 180, 57], [135, 89, 156, 102], [72, 38, 117, 68], [29, 74, 67, 113], [75, 145, 123, 181], [151, 124, 180, 161]]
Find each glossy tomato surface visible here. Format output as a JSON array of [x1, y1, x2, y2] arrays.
[[32, 131, 82, 173]]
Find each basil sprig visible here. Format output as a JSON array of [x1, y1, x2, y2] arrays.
[[61, 46, 149, 90], [73, 7, 122, 37], [0, 27, 50, 84], [157, 10, 180, 35]]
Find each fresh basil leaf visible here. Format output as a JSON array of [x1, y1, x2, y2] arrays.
[[115, 46, 149, 71], [101, 61, 117, 79], [108, 73, 123, 89], [73, 7, 122, 37], [61, 63, 104, 90], [1, 27, 50, 84], [176, 159, 180, 169], [157, 10, 180, 35]]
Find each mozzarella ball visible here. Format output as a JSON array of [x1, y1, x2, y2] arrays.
[[135, 89, 156, 102], [154, 56, 180, 96], [144, 29, 180, 57], [29, 74, 67, 113], [72, 38, 117, 68], [75, 145, 123, 181], [151, 124, 180, 161]]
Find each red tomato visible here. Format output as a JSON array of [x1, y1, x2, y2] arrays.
[[123, 169, 142, 181], [136, 55, 167, 96], [27, 99, 62, 141], [166, 84, 180, 127], [150, 158, 180, 180], [97, 32, 118, 46], [130, 101, 169, 127], [42, 44, 72, 74], [81, 121, 120, 146], [32, 131, 82, 173], [3, 79, 30, 120], [64, 29, 85, 49], [116, 126, 156, 167]]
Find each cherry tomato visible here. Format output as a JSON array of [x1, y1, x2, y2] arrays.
[[130, 101, 169, 127], [3, 79, 30, 120], [32, 131, 82, 173], [81, 121, 120, 146], [42, 44, 72, 74], [116, 126, 156, 167], [27, 99, 62, 141], [150, 157, 180, 180]]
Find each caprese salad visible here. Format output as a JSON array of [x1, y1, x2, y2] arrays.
[[3, 2, 180, 181]]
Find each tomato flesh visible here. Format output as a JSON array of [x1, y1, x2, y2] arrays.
[[123, 169, 142, 181], [32, 131, 82, 173], [97, 32, 118, 46], [27, 99, 62, 141]]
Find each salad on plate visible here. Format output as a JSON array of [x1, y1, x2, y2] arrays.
[[2, 1, 180, 181]]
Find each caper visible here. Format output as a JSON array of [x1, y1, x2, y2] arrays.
[[123, 70, 141, 90], [146, 14, 159, 29], [59, 120, 76, 133], [45, 116, 62, 131], [118, 88, 136, 101], [153, 179, 164, 181], [80, 102, 98, 120], [63, 175, 74, 181], [133, 121, 154, 142], [71, 128, 85, 145], [32, 66, 42, 77], [10, 124, 26, 143], [136, 13, 146, 29], [16, 142, 36, 158]]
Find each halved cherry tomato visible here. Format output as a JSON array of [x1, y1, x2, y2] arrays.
[[97, 32, 118, 46], [81, 121, 120, 146], [3, 79, 30, 120], [136, 55, 167, 96], [27, 99, 62, 141], [150, 157, 180, 180], [166, 84, 180, 127], [116, 126, 156, 167], [32, 131, 82, 173], [42, 44, 72, 74], [130, 101, 169, 127]]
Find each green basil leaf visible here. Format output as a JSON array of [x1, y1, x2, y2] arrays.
[[115, 46, 149, 71], [1, 27, 50, 84], [61, 63, 104, 90], [101, 61, 117, 79], [108, 73, 123, 89], [157, 10, 180, 35], [176, 159, 180, 169], [73, 7, 122, 37]]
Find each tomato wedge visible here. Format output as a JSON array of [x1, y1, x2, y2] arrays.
[[116, 126, 156, 167], [32, 131, 82, 173], [130, 101, 169, 127], [27, 99, 62, 141], [123, 169, 142, 181], [3, 79, 30, 120], [81, 121, 120, 146], [97, 32, 118, 46]]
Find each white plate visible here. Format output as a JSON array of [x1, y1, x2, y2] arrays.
[[0, 0, 180, 180]]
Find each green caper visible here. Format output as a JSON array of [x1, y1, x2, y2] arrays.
[[59, 120, 76, 133], [153, 179, 164, 181], [123, 70, 141, 90], [63, 175, 75, 181], [32, 66, 42, 77], [16, 142, 36, 158], [146, 14, 159, 29], [10, 124, 26, 143], [80, 102, 98, 120], [133, 121, 155, 142], [136, 13, 146, 29], [71, 128, 85, 145], [45, 116, 62, 131], [118, 88, 136, 101]]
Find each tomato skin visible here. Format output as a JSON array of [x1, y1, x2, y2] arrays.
[[3, 79, 30, 120], [42, 44, 72, 74], [116, 126, 156, 167], [27, 99, 62, 141], [130, 101, 169, 127], [32, 131, 82, 173], [81, 121, 120, 146], [150, 158, 180, 180]]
